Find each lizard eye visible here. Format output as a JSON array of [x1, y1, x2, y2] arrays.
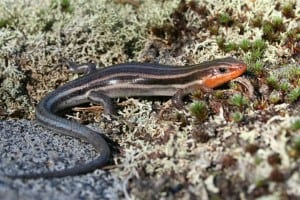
[[218, 67, 227, 73]]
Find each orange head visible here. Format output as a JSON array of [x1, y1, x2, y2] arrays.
[[201, 57, 247, 88]]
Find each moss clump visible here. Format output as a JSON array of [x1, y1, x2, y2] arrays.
[[243, 39, 267, 76], [239, 39, 251, 52], [262, 17, 286, 42], [189, 101, 209, 122], [218, 39, 267, 62], [0, 18, 13, 29], [228, 94, 248, 110], [269, 91, 281, 104], [284, 27, 300, 58], [247, 60, 264, 76], [218, 13, 234, 26], [231, 111, 243, 123], [281, 2, 296, 18], [216, 37, 226, 49], [271, 17, 285, 32], [288, 87, 300, 103], [266, 75, 280, 90], [262, 22, 274, 39], [290, 120, 300, 132], [252, 39, 267, 51], [251, 14, 263, 27], [279, 82, 290, 93], [51, 0, 73, 13], [224, 42, 239, 52], [289, 137, 300, 159]]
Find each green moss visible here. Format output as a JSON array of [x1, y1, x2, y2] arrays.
[[289, 137, 300, 159], [262, 17, 285, 42], [239, 39, 251, 52], [231, 111, 243, 123], [262, 22, 274, 37], [291, 137, 300, 153], [287, 66, 300, 81], [224, 42, 238, 52], [272, 17, 284, 32], [228, 94, 248, 110], [281, 2, 295, 18], [280, 82, 290, 93], [217, 37, 267, 56], [209, 24, 219, 35], [245, 54, 263, 73], [247, 60, 264, 76], [243, 39, 267, 70], [254, 156, 263, 165], [190, 101, 209, 122], [42, 19, 56, 32], [218, 13, 234, 26], [266, 75, 279, 90], [255, 178, 267, 187], [216, 37, 226, 49], [61, 0, 72, 12], [252, 39, 267, 51], [51, 0, 73, 13], [0, 18, 12, 29], [251, 15, 263, 27], [214, 90, 225, 99], [288, 87, 300, 103], [269, 91, 281, 104], [290, 120, 300, 132]]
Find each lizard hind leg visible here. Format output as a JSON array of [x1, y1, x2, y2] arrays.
[[87, 91, 117, 116]]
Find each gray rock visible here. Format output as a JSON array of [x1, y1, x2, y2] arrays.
[[0, 120, 121, 200]]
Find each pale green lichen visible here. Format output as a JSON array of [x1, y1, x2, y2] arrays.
[[0, 0, 179, 118]]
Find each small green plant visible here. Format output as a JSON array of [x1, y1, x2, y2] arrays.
[[292, 138, 300, 150], [262, 22, 274, 38], [255, 178, 267, 188], [60, 0, 73, 13], [239, 39, 251, 52], [280, 82, 290, 93], [288, 87, 300, 102], [287, 66, 300, 81], [209, 25, 219, 35], [266, 75, 279, 90], [252, 39, 267, 51], [254, 156, 263, 165], [289, 137, 300, 159], [246, 59, 264, 76], [190, 101, 209, 122], [42, 19, 56, 32], [231, 111, 243, 123], [244, 40, 267, 64], [251, 15, 263, 27], [272, 17, 284, 32], [218, 13, 233, 26], [224, 42, 238, 52], [216, 37, 226, 49], [51, 0, 73, 13], [0, 18, 11, 29], [214, 90, 225, 99], [228, 94, 248, 109], [290, 120, 300, 132], [250, 50, 264, 62], [281, 2, 295, 18], [269, 91, 281, 104], [262, 17, 285, 42]]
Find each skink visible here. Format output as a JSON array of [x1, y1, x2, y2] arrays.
[[11, 57, 247, 178]]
